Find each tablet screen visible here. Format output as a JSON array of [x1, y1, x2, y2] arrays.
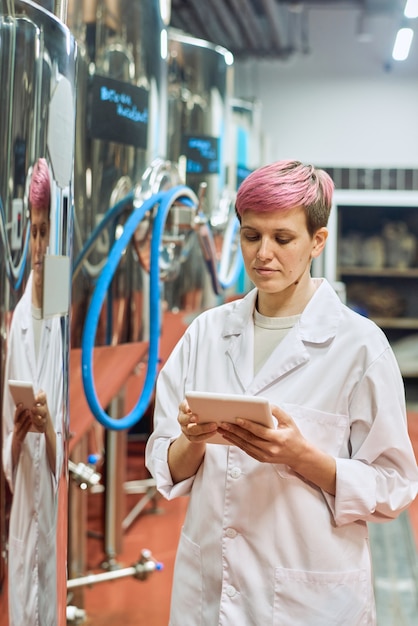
[[185, 391, 273, 445]]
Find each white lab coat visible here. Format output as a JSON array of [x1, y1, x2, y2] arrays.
[[2, 272, 64, 626], [146, 278, 418, 626]]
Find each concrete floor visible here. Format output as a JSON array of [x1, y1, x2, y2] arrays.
[[370, 512, 418, 626]]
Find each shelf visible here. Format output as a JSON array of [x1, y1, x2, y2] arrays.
[[339, 267, 418, 278], [333, 200, 418, 344], [371, 318, 418, 330]]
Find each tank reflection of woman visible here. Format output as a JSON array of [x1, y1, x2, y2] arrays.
[[2, 158, 63, 626]]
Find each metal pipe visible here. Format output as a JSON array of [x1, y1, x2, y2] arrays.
[[259, 0, 286, 54], [122, 481, 158, 531], [67, 550, 163, 589], [228, 0, 264, 52], [103, 402, 125, 568], [54, 0, 68, 23]]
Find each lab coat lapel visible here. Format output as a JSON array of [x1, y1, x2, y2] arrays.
[[226, 279, 342, 397], [226, 321, 255, 391], [223, 289, 257, 391], [247, 280, 342, 395], [247, 330, 310, 396], [19, 272, 55, 386], [225, 318, 310, 396], [38, 317, 53, 380], [19, 274, 38, 385]]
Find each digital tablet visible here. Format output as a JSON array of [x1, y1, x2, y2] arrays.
[[8, 380, 41, 433], [8, 380, 37, 409], [185, 390, 274, 445]]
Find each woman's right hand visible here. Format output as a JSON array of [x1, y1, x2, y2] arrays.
[[11, 404, 33, 468], [177, 400, 218, 443], [13, 404, 33, 442], [168, 400, 217, 484]]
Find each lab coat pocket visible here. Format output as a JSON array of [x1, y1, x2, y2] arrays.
[[170, 529, 203, 626], [273, 566, 371, 626], [275, 404, 348, 479]]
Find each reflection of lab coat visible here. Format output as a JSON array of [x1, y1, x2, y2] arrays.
[[2, 272, 63, 626], [146, 279, 418, 626]]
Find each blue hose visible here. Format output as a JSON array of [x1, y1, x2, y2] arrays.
[[197, 213, 243, 294], [196, 219, 222, 295], [81, 185, 197, 431], [73, 191, 134, 279], [218, 215, 243, 290], [0, 195, 29, 290], [12, 228, 29, 291]]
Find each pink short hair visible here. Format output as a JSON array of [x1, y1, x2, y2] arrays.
[[29, 158, 51, 214], [235, 160, 334, 235]]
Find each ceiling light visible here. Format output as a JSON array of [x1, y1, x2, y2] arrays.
[[404, 0, 418, 18], [392, 27, 414, 60]]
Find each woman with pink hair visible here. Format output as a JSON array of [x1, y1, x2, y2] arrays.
[[146, 160, 418, 625], [2, 157, 63, 626]]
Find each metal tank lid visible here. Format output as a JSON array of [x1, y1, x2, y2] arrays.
[[168, 26, 234, 66]]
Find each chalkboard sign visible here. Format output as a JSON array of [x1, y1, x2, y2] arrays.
[[88, 74, 149, 149], [181, 135, 220, 175]]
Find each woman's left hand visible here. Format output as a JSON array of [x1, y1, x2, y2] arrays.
[[218, 404, 306, 468], [218, 403, 337, 495], [30, 390, 50, 434]]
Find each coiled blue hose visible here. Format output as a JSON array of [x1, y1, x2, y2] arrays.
[[72, 191, 134, 279], [218, 214, 243, 290], [81, 185, 197, 431], [197, 213, 243, 295]]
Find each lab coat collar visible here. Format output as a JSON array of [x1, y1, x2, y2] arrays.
[[223, 278, 342, 343], [18, 272, 53, 385], [222, 279, 343, 393], [298, 278, 343, 343], [19, 272, 34, 332], [18, 272, 53, 334]]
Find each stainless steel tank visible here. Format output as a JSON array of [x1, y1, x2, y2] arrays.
[[67, 0, 169, 346], [165, 28, 235, 310], [167, 28, 234, 219], [0, 2, 77, 624]]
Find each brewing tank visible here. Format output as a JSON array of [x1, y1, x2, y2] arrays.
[[167, 27, 234, 223], [66, 0, 168, 345], [165, 28, 235, 310]]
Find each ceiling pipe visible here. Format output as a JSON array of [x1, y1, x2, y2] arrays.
[[210, 0, 245, 50], [228, 0, 265, 52], [259, 0, 286, 52], [176, 5, 209, 40], [170, 7, 190, 34], [187, 1, 235, 48], [300, 6, 311, 54]]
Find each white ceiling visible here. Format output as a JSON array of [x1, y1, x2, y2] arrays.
[[296, 7, 418, 77], [169, 2, 418, 79]]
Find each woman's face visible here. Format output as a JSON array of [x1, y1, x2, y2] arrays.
[[240, 206, 327, 308], [30, 206, 50, 294]]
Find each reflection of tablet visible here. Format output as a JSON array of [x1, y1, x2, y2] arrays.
[[8, 380, 38, 432], [185, 391, 274, 445], [8, 380, 36, 409]]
